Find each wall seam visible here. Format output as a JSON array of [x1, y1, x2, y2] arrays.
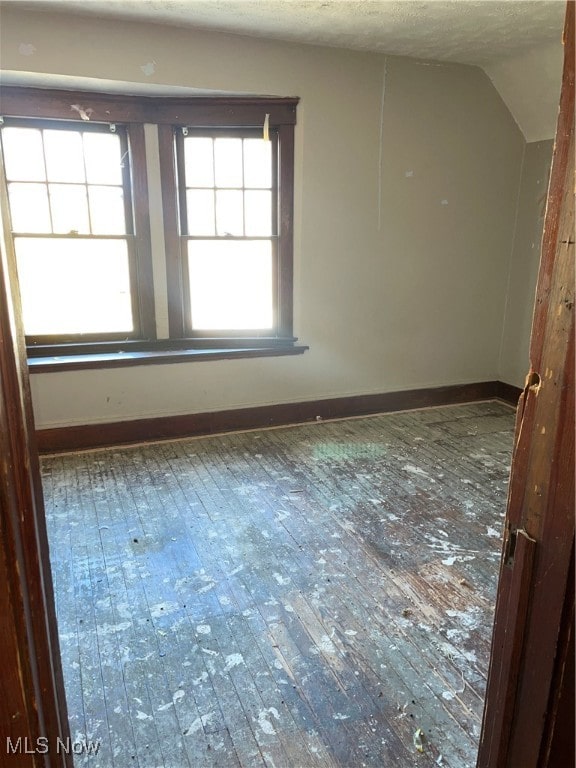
[[377, 56, 388, 231]]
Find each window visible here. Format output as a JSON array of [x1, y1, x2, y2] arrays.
[[0, 87, 303, 369], [158, 105, 296, 345], [178, 130, 275, 334], [0, 119, 153, 343]]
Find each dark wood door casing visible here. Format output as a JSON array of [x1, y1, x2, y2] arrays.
[[0, 208, 71, 762], [478, 2, 575, 766]]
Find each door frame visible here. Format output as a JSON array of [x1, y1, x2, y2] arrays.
[[0, 207, 71, 763], [478, 2, 575, 766]]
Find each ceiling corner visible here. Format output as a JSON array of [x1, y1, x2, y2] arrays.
[[482, 41, 563, 144]]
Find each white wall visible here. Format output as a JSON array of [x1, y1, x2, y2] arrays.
[[0, 9, 525, 428], [499, 140, 554, 388]]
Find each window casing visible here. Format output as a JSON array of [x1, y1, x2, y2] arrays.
[[0, 87, 301, 367], [158, 112, 295, 346]]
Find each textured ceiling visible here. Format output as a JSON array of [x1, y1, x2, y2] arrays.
[[2, 0, 565, 140], [3, 0, 565, 66]]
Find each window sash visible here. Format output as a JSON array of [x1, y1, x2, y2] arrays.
[[0, 115, 156, 344], [163, 122, 293, 340], [177, 128, 278, 240], [12, 234, 142, 345], [174, 127, 281, 336], [180, 236, 279, 337], [2, 119, 134, 237], [14, 236, 133, 337]]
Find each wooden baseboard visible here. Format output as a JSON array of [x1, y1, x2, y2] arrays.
[[36, 380, 519, 453], [496, 381, 523, 405]]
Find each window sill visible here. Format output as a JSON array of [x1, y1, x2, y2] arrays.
[[27, 344, 308, 373]]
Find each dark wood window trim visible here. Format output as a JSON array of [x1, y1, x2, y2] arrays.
[[158, 122, 186, 338], [27, 343, 308, 373], [0, 87, 298, 127], [0, 86, 303, 367], [277, 122, 295, 338], [160, 112, 296, 342], [128, 122, 156, 340]]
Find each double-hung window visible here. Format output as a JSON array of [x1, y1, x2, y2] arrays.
[[178, 129, 276, 334], [160, 102, 297, 347], [0, 88, 302, 369], [0, 118, 154, 346]]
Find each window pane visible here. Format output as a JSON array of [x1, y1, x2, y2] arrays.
[[187, 189, 215, 236], [214, 138, 243, 187], [15, 237, 133, 335], [2, 127, 46, 181], [244, 190, 272, 236], [88, 186, 126, 234], [44, 129, 85, 183], [188, 239, 272, 330], [184, 137, 214, 187], [8, 183, 51, 232], [83, 133, 123, 185], [216, 190, 243, 236], [243, 139, 272, 188], [49, 184, 90, 234]]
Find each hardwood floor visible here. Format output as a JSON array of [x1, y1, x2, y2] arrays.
[[42, 401, 515, 768]]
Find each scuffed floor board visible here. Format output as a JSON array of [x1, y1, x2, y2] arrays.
[[42, 401, 514, 767]]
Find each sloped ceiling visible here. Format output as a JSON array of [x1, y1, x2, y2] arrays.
[[484, 41, 563, 142], [1, 0, 565, 141]]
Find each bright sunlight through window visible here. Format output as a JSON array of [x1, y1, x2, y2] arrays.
[[1, 124, 133, 337], [182, 135, 274, 331]]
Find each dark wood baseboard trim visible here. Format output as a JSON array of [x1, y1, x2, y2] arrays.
[[36, 380, 520, 453], [496, 381, 523, 406]]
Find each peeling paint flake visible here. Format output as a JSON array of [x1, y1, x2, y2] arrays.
[[255, 707, 280, 735], [223, 653, 244, 672], [402, 464, 436, 482], [70, 104, 93, 121], [18, 42, 36, 56], [184, 712, 214, 736], [140, 61, 156, 76]]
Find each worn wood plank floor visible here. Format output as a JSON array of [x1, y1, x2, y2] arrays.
[[42, 401, 515, 768]]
